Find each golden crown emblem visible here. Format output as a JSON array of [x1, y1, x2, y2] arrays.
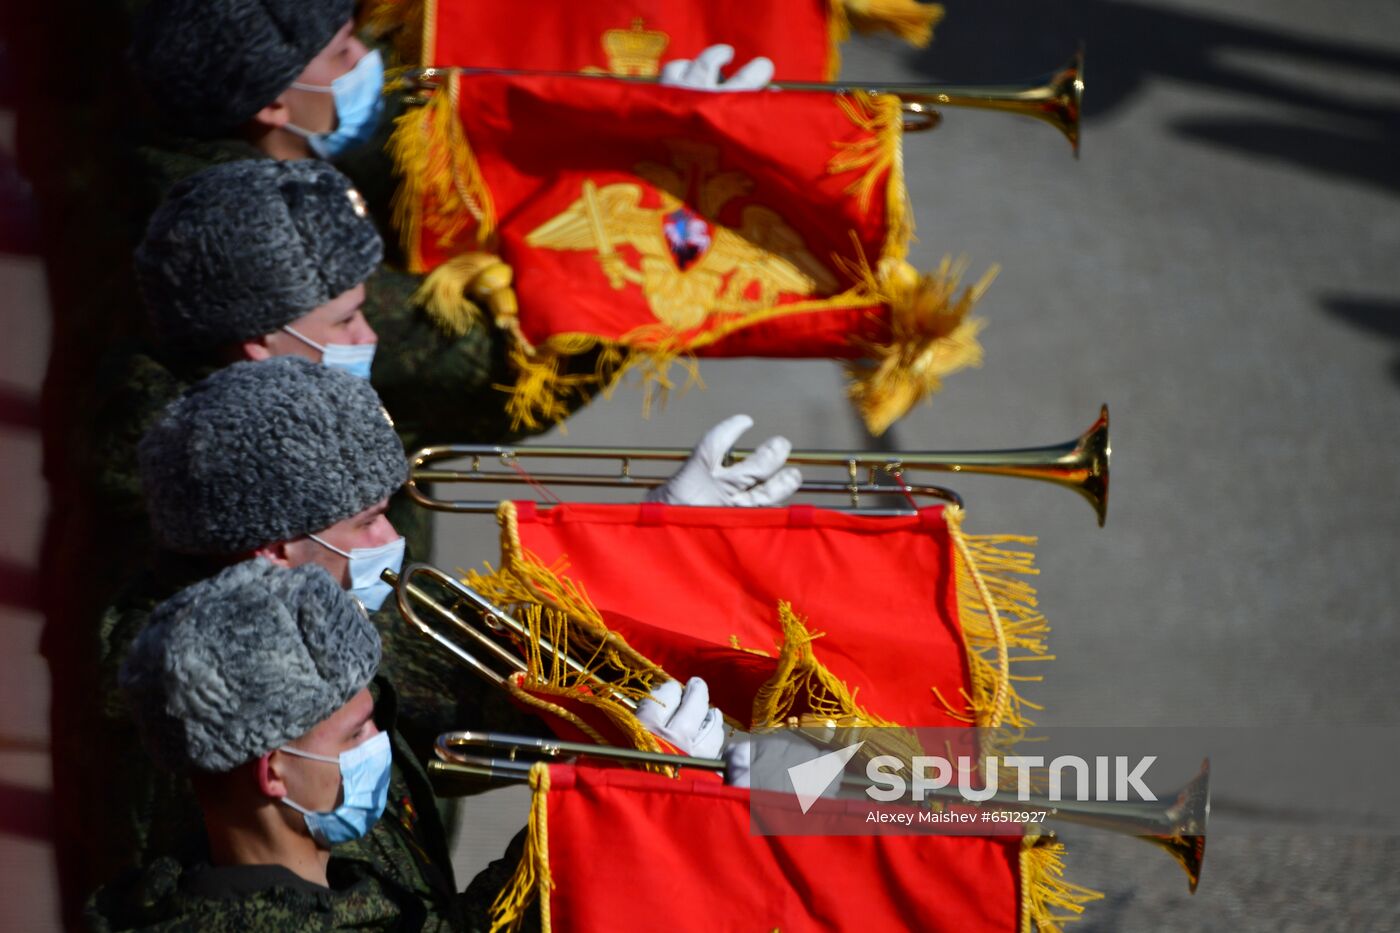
[[600, 18, 670, 76]]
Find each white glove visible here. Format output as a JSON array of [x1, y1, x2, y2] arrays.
[[647, 414, 802, 507], [636, 677, 725, 760], [722, 729, 842, 795], [659, 44, 774, 92], [721, 732, 753, 787]]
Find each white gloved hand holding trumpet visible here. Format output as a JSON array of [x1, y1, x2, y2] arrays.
[[648, 414, 802, 508]]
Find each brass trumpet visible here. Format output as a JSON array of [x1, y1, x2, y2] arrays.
[[406, 405, 1109, 525], [778, 49, 1084, 153], [430, 730, 1207, 893], [394, 50, 1084, 154], [383, 563, 639, 711]]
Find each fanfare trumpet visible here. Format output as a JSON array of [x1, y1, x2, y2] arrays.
[[394, 50, 1085, 153], [383, 566, 1205, 890], [430, 730, 1208, 894], [778, 49, 1084, 153], [406, 405, 1110, 525], [382, 562, 638, 710]]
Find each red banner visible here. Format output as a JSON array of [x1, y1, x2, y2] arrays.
[[370, 0, 944, 81], [494, 763, 1030, 932], [492, 501, 1046, 732], [389, 71, 989, 434]]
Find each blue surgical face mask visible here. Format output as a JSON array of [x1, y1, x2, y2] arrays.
[[279, 730, 392, 847], [286, 48, 385, 158], [309, 533, 404, 611], [283, 324, 376, 379]]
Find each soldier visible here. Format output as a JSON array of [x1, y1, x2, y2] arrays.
[[86, 357, 431, 893], [89, 160, 388, 546], [87, 560, 489, 930], [87, 355, 794, 889], [89, 559, 737, 931]]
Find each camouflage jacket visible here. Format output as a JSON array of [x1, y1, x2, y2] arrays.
[[86, 833, 529, 933]]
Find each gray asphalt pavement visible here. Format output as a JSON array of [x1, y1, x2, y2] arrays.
[[442, 2, 1400, 928]]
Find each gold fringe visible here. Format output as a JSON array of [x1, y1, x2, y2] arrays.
[[825, 81, 997, 437], [827, 0, 852, 81], [499, 332, 705, 434], [944, 508, 1052, 758], [830, 93, 911, 246], [843, 255, 997, 436], [751, 602, 897, 730], [362, 0, 429, 66], [388, 71, 495, 272], [1019, 836, 1104, 933], [488, 763, 554, 933], [471, 503, 674, 696], [843, 0, 945, 46]]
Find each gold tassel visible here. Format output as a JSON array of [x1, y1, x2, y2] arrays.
[[488, 763, 554, 933], [500, 339, 615, 434], [483, 595, 668, 761], [388, 71, 495, 272], [843, 0, 945, 47], [844, 256, 997, 436], [409, 252, 500, 337], [1019, 836, 1104, 933]]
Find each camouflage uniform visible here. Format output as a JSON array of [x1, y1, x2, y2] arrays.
[[86, 678, 529, 932]]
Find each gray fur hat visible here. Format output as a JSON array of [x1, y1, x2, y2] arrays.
[[129, 0, 355, 138], [121, 559, 381, 773], [136, 160, 383, 351], [139, 356, 407, 555]]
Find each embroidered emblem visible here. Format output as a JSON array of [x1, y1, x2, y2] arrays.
[[581, 18, 670, 77], [524, 143, 838, 331]]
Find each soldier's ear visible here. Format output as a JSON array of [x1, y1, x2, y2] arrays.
[[257, 752, 289, 800], [239, 335, 274, 362], [251, 541, 295, 568], [250, 95, 293, 131]]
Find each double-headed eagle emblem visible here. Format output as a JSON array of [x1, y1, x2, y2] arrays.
[[525, 147, 838, 332]]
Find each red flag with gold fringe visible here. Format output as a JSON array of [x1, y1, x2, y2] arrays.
[[487, 763, 1096, 932], [461, 503, 1102, 931], [470, 501, 1045, 733], [389, 72, 993, 435], [368, 0, 944, 81]]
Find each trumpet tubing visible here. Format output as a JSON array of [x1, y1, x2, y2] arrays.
[[407, 406, 1110, 525], [430, 731, 1206, 893], [395, 50, 1085, 154], [383, 563, 639, 711], [778, 50, 1085, 153]]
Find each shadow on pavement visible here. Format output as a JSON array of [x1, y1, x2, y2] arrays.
[[1320, 294, 1400, 386], [902, 0, 1400, 193]]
